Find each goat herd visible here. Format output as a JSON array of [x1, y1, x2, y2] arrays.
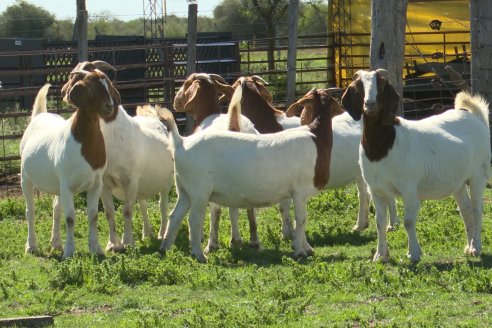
[[19, 61, 491, 263]]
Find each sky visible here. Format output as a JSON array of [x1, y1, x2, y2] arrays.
[[0, 0, 222, 20]]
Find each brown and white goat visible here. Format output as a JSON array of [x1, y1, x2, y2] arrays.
[[21, 67, 115, 259]]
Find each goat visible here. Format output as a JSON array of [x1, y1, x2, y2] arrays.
[[20, 68, 115, 259], [159, 83, 344, 262], [230, 76, 398, 236], [57, 61, 174, 252], [286, 89, 399, 232], [173, 73, 260, 252], [341, 68, 491, 262]]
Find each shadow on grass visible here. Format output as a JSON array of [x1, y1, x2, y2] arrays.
[[308, 229, 376, 247], [390, 253, 492, 272]]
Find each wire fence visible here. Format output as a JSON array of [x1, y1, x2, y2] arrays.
[[0, 30, 472, 178]]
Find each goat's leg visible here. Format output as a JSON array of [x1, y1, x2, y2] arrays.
[[372, 194, 390, 262], [353, 177, 370, 231], [401, 192, 421, 262], [205, 203, 222, 253], [387, 196, 399, 231], [229, 207, 243, 247], [121, 182, 138, 247], [59, 185, 76, 259], [22, 177, 38, 254], [101, 186, 124, 252], [468, 177, 486, 256], [453, 184, 473, 254], [188, 201, 208, 263], [157, 181, 172, 239], [139, 200, 154, 240], [247, 208, 260, 249], [279, 198, 293, 240], [86, 182, 104, 256], [160, 183, 191, 253], [50, 196, 63, 252], [292, 194, 313, 258]]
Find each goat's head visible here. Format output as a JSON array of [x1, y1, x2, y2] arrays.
[[341, 69, 400, 125], [61, 61, 120, 117], [222, 75, 273, 104], [174, 73, 233, 117], [286, 88, 344, 124]]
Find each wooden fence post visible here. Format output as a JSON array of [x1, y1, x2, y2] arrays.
[[185, 2, 198, 135], [75, 0, 88, 62], [470, 0, 492, 153], [370, 0, 408, 117], [286, 0, 299, 107]]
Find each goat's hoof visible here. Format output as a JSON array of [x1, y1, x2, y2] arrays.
[[293, 250, 309, 259], [50, 242, 64, 252], [192, 252, 207, 263], [304, 245, 315, 256], [386, 225, 397, 232], [106, 242, 125, 253], [25, 245, 39, 255], [464, 245, 481, 257], [249, 241, 261, 250], [91, 246, 105, 257], [229, 238, 243, 248], [352, 223, 368, 232], [372, 252, 389, 263], [204, 244, 219, 254]]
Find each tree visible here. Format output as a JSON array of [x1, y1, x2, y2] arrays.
[[213, 0, 265, 40], [244, 0, 289, 71], [0, 0, 56, 38]]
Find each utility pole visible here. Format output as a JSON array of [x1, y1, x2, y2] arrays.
[[286, 0, 299, 107], [369, 0, 408, 117], [470, 0, 492, 152], [75, 0, 88, 62], [185, 1, 198, 135]]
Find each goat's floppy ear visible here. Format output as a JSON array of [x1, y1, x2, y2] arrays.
[[382, 80, 400, 126], [214, 81, 235, 102], [285, 102, 303, 117], [341, 82, 363, 121], [66, 81, 88, 108], [183, 80, 201, 113]]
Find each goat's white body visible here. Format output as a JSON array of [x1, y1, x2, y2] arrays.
[[276, 114, 302, 130], [20, 85, 106, 258], [99, 106, 174, 249], [361, 99, 490, 262], [195, 113, 258, 134]]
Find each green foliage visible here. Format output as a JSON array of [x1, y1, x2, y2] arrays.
[[0, 0, 55, 38]]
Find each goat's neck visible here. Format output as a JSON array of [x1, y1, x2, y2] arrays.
[[361, 114, 397, 162], [309, 111, 334, 190], [241, 95, 284, 133], [192, 98, 222, 127], [71, 108, 106, 170]]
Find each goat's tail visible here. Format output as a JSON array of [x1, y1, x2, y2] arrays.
[[31, 84, 51, 119], [455, 91, 490, 127], [227, 77, 245, 132], [136, 104, 159, 118], [155, 106, 183, 151]]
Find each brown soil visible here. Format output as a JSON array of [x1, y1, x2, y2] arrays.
[[0, 173, 23, 198]]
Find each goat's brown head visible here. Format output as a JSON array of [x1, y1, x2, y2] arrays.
[[222, 75, 273, 105], [173, 73, 234, 118], [341, 69, 400, 125], [61, 61, 120, 117], [286, 88, 344, 125]]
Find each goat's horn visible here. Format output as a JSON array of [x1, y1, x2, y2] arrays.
[[251, 75, 269, 85], [91, 60, 116, 72], [194, 73, 213, 83], [208, 73, 228, 84], [375, 68, 388, 79]]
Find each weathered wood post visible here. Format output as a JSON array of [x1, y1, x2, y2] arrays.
[[75, 0, 88, 62], [286, 0, 299, 107], [185, 1, 198, 135], [369, 0, 408, 117], [470, 0, 492, 152]]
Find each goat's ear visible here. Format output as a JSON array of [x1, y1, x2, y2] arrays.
[[214, 82, 235, 101], [341, 83, 363, 121], [256, 83, 273, 104], [329, 97, 344, 117], [183, 81, 201, 112], [285, 102, 303, 117], [382, 80, 400, 126], [67, 81, 88, 108]]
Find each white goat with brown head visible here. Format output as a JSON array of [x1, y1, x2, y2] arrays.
[[20, 64, 116, 259]]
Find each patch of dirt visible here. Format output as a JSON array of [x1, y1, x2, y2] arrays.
[[0, 173, 23, 198]]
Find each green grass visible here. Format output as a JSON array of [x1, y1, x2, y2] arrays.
[[0, 182, 491, 327]]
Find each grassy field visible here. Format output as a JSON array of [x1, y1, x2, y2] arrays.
[[0, 180, 491, 327]]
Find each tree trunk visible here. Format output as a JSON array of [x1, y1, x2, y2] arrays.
[[470, 0, 492, 154], [266, 20, 275, 72], [369, 0, 408, 117]]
